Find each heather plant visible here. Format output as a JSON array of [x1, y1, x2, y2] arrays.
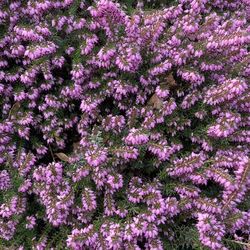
[[0, 0, 249, 249]]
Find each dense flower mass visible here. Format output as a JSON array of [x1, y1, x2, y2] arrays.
[[0, 0, 249, 249]]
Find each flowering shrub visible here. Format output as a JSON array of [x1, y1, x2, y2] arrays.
[[0, 0, 250, 249]]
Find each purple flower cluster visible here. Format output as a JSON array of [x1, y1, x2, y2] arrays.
[[0, 0, 249, 249]]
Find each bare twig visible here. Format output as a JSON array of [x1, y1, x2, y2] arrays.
[[49, 144, 55, 161]]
